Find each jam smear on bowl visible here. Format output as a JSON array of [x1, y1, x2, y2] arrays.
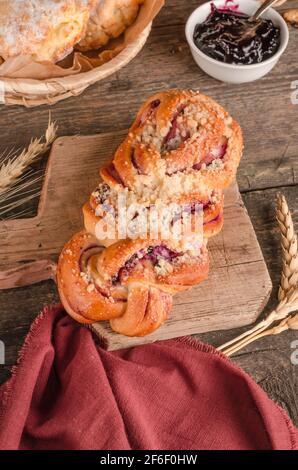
[[193, 5, 281, 65]]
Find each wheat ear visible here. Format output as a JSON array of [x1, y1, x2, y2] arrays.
[[0, 117, 57, 197], [218, 194, 298, 356], [276, 194, 298, 300]]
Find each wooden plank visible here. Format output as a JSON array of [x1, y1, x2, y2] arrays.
[[154, 0, 298, 27]]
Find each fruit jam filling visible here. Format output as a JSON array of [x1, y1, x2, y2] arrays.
[[193, 5, 280, 65]]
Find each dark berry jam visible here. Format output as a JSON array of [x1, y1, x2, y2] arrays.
[[112, 245, 181, 284], [193, 6, 280, 65]]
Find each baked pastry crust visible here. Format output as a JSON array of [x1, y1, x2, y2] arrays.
[[57, 89, 243, 337], [77, 0, 144, 51], [0, 0, 95, 62], [283, 9, 298, 28], [101, 90, 243, 195], [83, 183, 224, 247], [57, 231, 209, 335]]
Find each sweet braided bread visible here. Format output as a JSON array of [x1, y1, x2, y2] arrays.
[[58, 232, 209, 335], [101, 89, 242, 194], [83, 183, 224, 247], [57, 89, 243, 337]]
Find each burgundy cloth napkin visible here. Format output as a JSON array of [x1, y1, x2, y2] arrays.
[[0, 305, 297, 450]]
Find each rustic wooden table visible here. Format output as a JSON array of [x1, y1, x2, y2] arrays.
[[0, 0, 297, 425]]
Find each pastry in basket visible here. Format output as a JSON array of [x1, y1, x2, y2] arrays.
[[283, 9, 298, 28], [57, 89, 243, 337], [0, 0, 95, 62], [78, 0, 144, 51], [101, 90, 243, 195]]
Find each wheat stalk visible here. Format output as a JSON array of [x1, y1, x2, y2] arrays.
[[276, 194, 298, 300], [0, 117, 57, 197], [218, 193, 298, 357], [223, 312, 298, 357], [220, 291, 298, 356], [0, 172, 43, 201]]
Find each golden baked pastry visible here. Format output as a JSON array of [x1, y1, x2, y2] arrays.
[[101, 90, 243, 194], [283, 9, 298, 28], [57, 90, 243, 337], [83, 184, 224, 248], [0, 0, 95, 62], [78, 0, 144, 51], [57, 231, 209, 333]]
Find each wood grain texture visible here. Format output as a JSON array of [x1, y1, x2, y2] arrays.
[[0, 132, 272, 349], [0, 0, 297, 425]]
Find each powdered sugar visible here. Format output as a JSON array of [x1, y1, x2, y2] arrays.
[[0, 0, 94, 61]]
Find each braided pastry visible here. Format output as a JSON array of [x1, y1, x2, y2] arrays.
[[57, 231, 209, 335], [83, 183, 224, 247], [100, 90, 243, 195], [57, 89, 243, 337]]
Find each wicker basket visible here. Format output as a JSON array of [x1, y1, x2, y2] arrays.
[[0, 25, 151, 108]]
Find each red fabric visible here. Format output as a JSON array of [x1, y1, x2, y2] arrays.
[[0, 305, 297, 450]]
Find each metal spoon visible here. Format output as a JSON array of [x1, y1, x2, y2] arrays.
[[250, 0, 284, 22], [235, 0, 283, 41]]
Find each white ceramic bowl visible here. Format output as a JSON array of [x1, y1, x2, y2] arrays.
[[185, 0, 289, 84]]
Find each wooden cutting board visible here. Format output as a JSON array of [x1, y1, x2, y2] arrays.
[[0, 132, 272, 350]]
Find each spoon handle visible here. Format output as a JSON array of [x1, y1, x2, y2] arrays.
[[251, 0, 283, 21]]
